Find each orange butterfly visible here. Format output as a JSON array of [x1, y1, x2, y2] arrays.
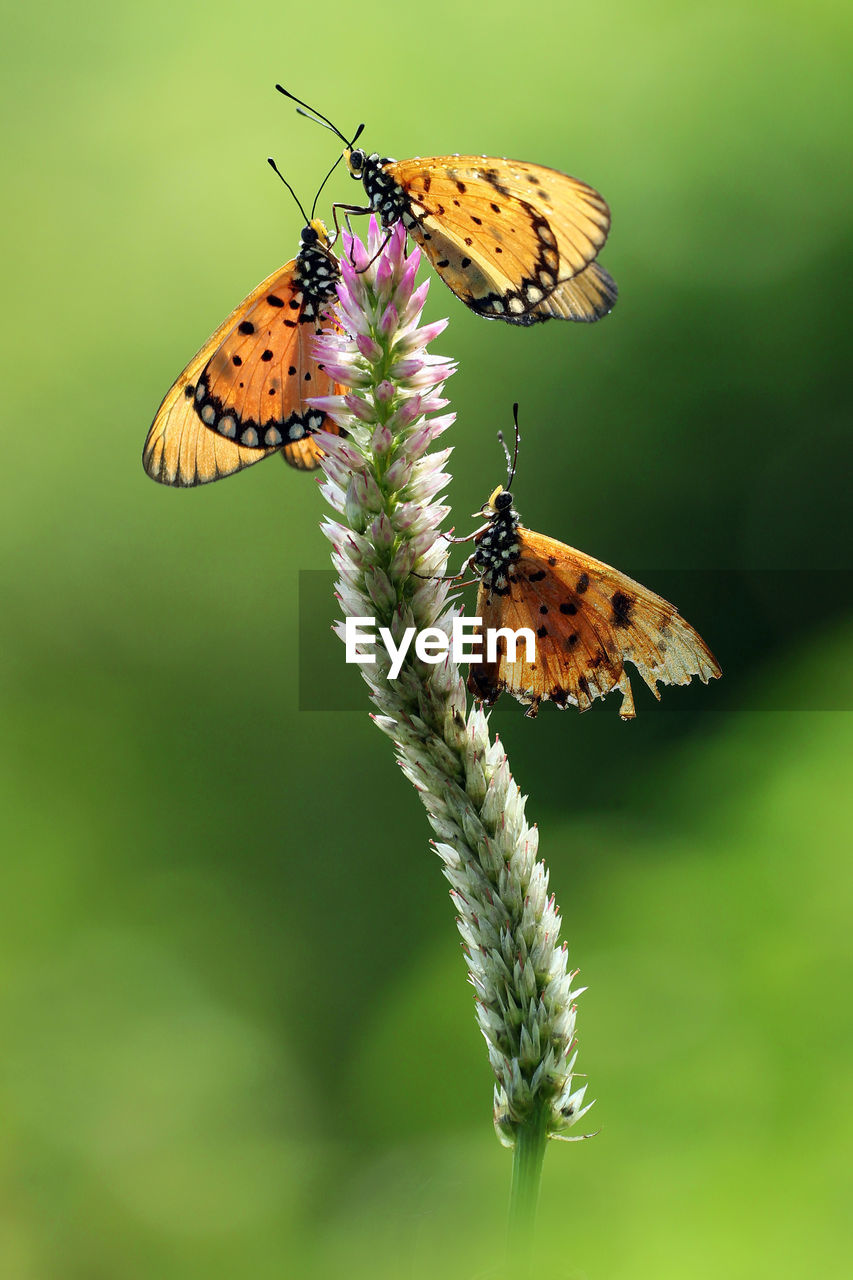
[[463, 412, 721, 719], [143, 216, 346, 486], [277, 87, 617, 326]]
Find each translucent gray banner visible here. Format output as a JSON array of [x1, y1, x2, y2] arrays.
[[298, 568, 853, 713]]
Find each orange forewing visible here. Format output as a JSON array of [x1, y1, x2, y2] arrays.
[[386, 156, 616, 323], [469, 528, 721, 719], [143, 261, 345, 487]]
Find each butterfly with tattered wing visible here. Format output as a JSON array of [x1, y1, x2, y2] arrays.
[[143, 161, 354, 487], [276, 87, 617, 327], [459, 409, 721, 719]]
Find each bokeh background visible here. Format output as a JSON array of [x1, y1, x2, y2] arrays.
[[2, 1, 851, 1276]]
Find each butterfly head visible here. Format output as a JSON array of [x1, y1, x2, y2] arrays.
[[345, 147, 366, 179], [300, 219, 331, 249], [344, 146, 388, 183], [477, 483, 518, 532], [481, 485, 515, 518]]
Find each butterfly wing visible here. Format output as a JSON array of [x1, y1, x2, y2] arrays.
[[281, 434, 327, 470], [468, 528, 720, 718], [387, 156, 616, 324], [143, 262, 344, 486]]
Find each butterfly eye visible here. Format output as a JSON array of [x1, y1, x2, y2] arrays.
[[495, 491, 514, 511], [349, 148, 365, 176], [301, 225, 318, 245]]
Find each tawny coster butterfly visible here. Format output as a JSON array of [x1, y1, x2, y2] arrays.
[[143, 164, 350, 487], [461, 410, 721, 719], [277, 87, 617, 326]]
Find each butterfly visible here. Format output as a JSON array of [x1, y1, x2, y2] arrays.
[[143, 214, 346, 487], [276, 87, 617, 326], [461, 412, 721, 719]]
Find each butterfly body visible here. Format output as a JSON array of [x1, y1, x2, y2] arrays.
[[345, 148, 617, 325], [143, 219, 345, 486], [467, 488, 721, 719], [351, 151, 410, 227]]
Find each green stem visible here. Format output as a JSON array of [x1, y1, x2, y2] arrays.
[[507, 1103, 549, 1276]]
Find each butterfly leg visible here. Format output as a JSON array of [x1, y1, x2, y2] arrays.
[[440, 522, 491, 545], [330, 202, 374, 262], [412, 551, 480, 585], [353, 228, 395, 274]]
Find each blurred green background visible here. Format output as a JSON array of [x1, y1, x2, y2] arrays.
[[2, 1, 851, 1276]]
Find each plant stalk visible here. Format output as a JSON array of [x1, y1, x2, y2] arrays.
[[507, 1103, 549, 1273]]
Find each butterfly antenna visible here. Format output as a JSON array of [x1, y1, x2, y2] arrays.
[[275, 85, 356, 147], [496, 403, 521, 490], [310, 154, 344, 218], [267, 157, 310, 225], [309, 122, 365, 218], [509, 402, 521, 487]]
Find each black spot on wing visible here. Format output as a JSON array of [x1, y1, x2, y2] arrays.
[[611, 591, 634, 627]]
